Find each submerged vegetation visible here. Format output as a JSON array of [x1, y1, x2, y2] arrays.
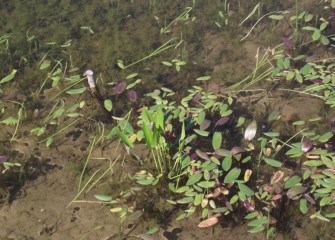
[[2, 0, 335, 239]]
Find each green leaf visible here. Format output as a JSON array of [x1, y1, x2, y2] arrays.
[[319, 132, 333, 143], [312, 29, 321, 41], [245, 211, 258, 219], [117, 129, 134, 148], [196, 76, 211, 81], [0, 69, 17, 84], [194, 129, 209, 137], [94, 195, 113, 202], [162, 61, 173, 66], [224, 168, 241, 184], [300, 199, 308, 214], [212, 132, 222, 150], [268, 15, 284, 20], [137, 179, 154, 185], [145, 227, 159, 235], [197, 181, 215, 188], [222, 156, 232, 171], [236, 116, 245, 127], [304, 160, 323, 167], [284, 176, 301, 189], [177, 197, 194, 204], [0, 117, 18, 125], [46, 137, 53, 147], [186, 173, 203, 186], [264, 158, 282, 168], [248, 217, 268, 227], [238, 183, 254, 196], [104, 99, 113, 112], [66, 87, 86, 94], [248, 225, 265, 233], [126, 73, 138, 79]]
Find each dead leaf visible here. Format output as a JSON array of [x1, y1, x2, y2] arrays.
[[198, 217, 218, 228]]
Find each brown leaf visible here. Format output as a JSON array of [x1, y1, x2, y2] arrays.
[[198, 217, 218, 228], [244, 169, 252, 182], [271, 171, 284, 184]]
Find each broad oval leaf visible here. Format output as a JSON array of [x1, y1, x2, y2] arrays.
[[224, 167, 241, 184], [94, 195, 113, 202], [198, 217, 218, 228], [244, 120, 257, 141], [104, 99, 113, 112], [284, 176, 301, 189], [66, 87, 86, 94], [187, 173, 203, 186], [238, 183, 254, 196], [197, 181, 215, 188], [287, 186, 307, 199], [212, 132, 222, 150], [195, 149, 210, 161], [264, 158, 282, 168]]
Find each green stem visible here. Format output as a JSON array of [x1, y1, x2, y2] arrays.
[[78, 137, 96, 192]]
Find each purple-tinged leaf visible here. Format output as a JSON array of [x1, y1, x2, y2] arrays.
[[310, 79, 323, 84], [195, 149, 210, 161], [287, 186, 307, 199], [271, 194, 283, 201], [282, 37, 295, 48], [304, 193, 316, 204], [214, 149, 230, 157], [200, 119, 211, 130], [114, 81, 127, 94], [243, 200, 255, 211], [225, 201, 233, 211], [215, 117, 229, 127], [0, 156, 8, 163], [302, 139, 313, 152], [193, 93, 201, 102], [230, 146, 245, 156], [190, 153, 198, 160], [306, 54, 318, 62], [128, 89, 137, 103]]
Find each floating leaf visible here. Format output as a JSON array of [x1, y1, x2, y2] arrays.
[[230, 146, 245, 155], [46, 137, 53, 147], [287, 186, 307, 199], [198, 217, 218, 228], [66, 87, 86, 94], [0, 69, 17, 84], [196, 76, 211, 81], [302, 139, 313, 152], [248, 217, 268, 227], [264, 158, 282, 168], [0, 117, 18, 125], [194, 129, 209, 137], [94, 195, 113, 202], [238, 183, 254, 196], [114, 81, 127, 94], [128, 89, 137, 103], [212, 132, 222, 150], [244, 120, 257, 141], [271, 171, 284, 184], [195, 149, 210, 161], [200, 119, 211, 130], [319, 132, 333, 143], [126, 73, 138, 79], [215, 117, 229, 127], [285, 176, 301, 189], [221, 156, 232, 171], [244, 169, 252, 182], [282, 37, 295, 48], [197, 181, 215, 188], [104, 99, 113, 112], [224, 168, 241, 184], [187, 173, 203, 186]]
